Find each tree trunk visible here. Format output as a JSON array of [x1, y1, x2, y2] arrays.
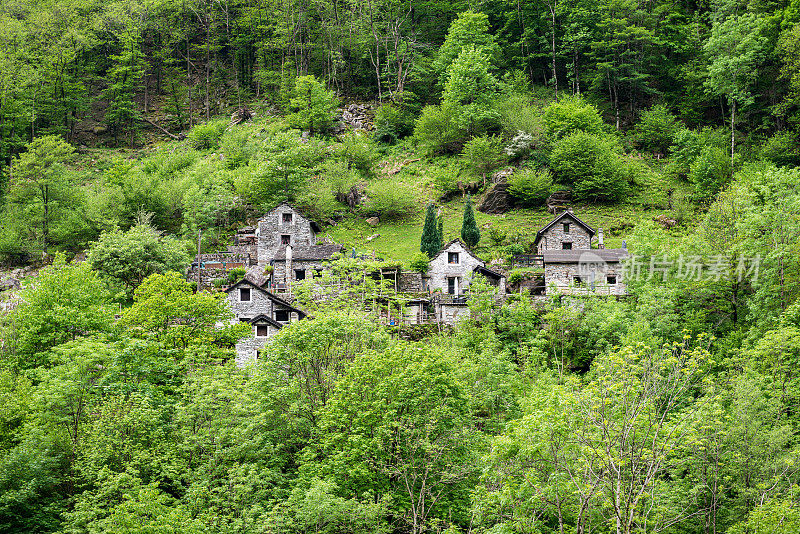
[[730, 99, 736, 168]]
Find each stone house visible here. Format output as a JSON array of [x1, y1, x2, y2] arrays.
[[225, 278, 308, 366], [426, 239, 486, 295], [268, 243, 344, 292], [534, 209, 595, 253], [256, 202, 322, 266], [542, 249, 628, 296]]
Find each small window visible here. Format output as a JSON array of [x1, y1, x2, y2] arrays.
[[239, 317, 250, 323], [295, 269, 306, 281], [255, 324, 269, 337], [314, 269, 323, 278], [275, 310, 289, 322], [281, 234, 291, 245], [563, 223, 570, 233], [607, 275, 617, 285], [240, 287, 251, 301], [282, 213, 293, 223], [573, 276, 583, 285], [562, 242, 572, 250], [448, 252, 459, 264], [447, 277, 457, 295]]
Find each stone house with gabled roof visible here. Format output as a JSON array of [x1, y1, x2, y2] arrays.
[[426, 239, 485, 295], [257, 202, 324, 266], [534, 209, 595, 253], [225, 278, 308, 366]]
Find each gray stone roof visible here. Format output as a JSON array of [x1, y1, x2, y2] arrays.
[[271, 244, 344, 261], [542, 249, 628, 264], [535, 210, 596, 245], [430, 238, 484, 265]]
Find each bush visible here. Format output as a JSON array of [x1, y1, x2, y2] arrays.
[[220, 125, 259, 168], [187, 118, 229, 150], [374, 103, 416, 144], [689, 145, 734, 202], [287, 75, 339, 135], [414, 102, 470, 155], [226, 267, 247, 285], [508, 167, 554, 206], [543, 95, 605, 141], [408, 253, 430, 273], [496, 93, 546, 139], [759, 131, 800, 167], [337, 132, 378, 177], [487, 226, 507, 246], [462, 135, 505, 180], [362, 180, 419, 221], [633, 104, 681, 154], [550, 131, 629, 202], [504, 131, 535, 160]]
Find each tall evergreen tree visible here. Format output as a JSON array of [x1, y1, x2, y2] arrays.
[[461, 194, 480, 248], [436, 212, 444, 250], [420, 203, 440, 257]]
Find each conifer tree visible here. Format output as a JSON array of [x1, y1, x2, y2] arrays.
[[420, 203, 440, 257], [461, 194, 480, 248], [437, 213, 444, 250]]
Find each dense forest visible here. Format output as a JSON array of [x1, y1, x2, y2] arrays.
[[2, 0, 800, 533]]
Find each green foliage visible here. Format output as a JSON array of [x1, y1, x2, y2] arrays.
[[543, 95, 605, 141], [461, 135, 505, 181], [689, 145, 734, 201], [374, 102, 416, 144], [408, 252, 430, 273], [287, 75, 339, 135], [433, 11, 500, 83], [362, 180, 418, 221], [187, 118, 229, 150], [460, 194, 480, 248], [633, 104, 681, 154], [88, 222, 189, 294], [507, 167, 554, 206], [420, 203, 440, 258], [414, 102, 470, 155], [8, 255, 112, 369], [759, 130, 800, 167], [550, 131, 630, 202], [337, 131, 378, 177]]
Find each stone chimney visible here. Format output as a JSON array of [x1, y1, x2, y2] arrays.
[[285, 244, 292, 292], [598, 228, 605, 249]]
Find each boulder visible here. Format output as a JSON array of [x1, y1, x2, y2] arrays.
[[546, 190, 572, 214], [366, 233, 380, 241], [478, 183, 515, 214], [366, 216, 380, 227], [335, 185, 362, 208]]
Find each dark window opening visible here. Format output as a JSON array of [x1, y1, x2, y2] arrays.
[[314, 269, 323, 278], [563, 223, 570, 233], [275, 310, 290, 322], [562, 242, 572, 250], [607, 275, 617, 284], [239, 318, 250, 323], [240, 288, 251, 301], [281, 235, 291, 245], [573, 276, 583, 285], [447, 277, 457, 295], [282, 213, 293, 223], [295, 269, 306, 281], [255, 324, 269, 337], [448, 252, 459, 264]]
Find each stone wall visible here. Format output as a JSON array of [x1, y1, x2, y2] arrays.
[[427, 241, 484, 294], [537, 215, 592, 252], [228, 285, 276, 319], [437, 303, 471, 325], [399, 271, 425, 293], [257, 205, 317, 266], [544, 262, 626, 296]]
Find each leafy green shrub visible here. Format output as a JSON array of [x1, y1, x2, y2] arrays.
[[362, 180, 419, 220], [633, 104, 681, 154], [226, 267, 246, 285], [496, 93, 546, 140], [414, 102, 470, 155], [487, 226, 507, 246], [338, 132, 378, 177], [543, 95, 605, 141], [220, 125, 259, 168], [430, 165, 462, 197], [759, 131, 800, 167], [689, 145, 734, 202], [187, 118, 229, 150], [669, 127, 729, 178], [462, 135, 506, 181], [286, 75, 339, 135], [550, 132, 629, 202], [408, 253, 430, 273], [374, 103, 416, 144], [508, 168, 554, 206]]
